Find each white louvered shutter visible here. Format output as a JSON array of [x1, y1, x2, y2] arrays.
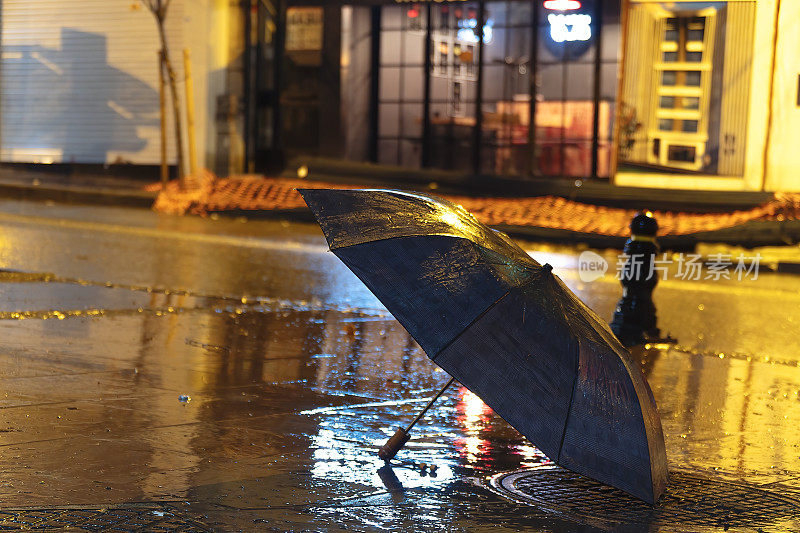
[[0, 0, 184, 164]]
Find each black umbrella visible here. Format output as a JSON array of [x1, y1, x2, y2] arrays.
[[299, 188, 668, 504]]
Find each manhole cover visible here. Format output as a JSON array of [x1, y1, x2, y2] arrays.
[[0, 503, 212, 532], [488, 465, 800, 532]]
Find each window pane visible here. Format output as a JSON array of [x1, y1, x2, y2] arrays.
[[682, 120, 698, 133], [685, 71, 701, 86], [683, 97, 700, 109], [686, 51, 702, 62], [402, 67, 425, 101], [401, 103, 424, 137], [379, 68, 401, 100], [400, 139, 422, 167], [378, 140, 399, 164], [565, 63, 594, 100], [687, 29, 704, 42], [378, 104, 400, 136], [668, 144, 696, 163]]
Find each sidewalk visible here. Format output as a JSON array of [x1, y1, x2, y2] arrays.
[[153, 173, 800, 249], [1, 165, 799, 250], [281, 156, 775, 213]]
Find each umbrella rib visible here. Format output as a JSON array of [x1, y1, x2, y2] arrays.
[[329, 233, 538, 267], [429, 289, 513, 362], [328, 232, 463, 251], [557, 352, 581, 464]]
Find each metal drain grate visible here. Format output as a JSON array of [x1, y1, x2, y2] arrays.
[[489, 465, 800, 532], [0, 503, 212, 532]]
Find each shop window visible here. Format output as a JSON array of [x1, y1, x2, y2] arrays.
[[668, 145, 696, 163]]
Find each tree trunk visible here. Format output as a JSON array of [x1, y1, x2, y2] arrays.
[[157, 18, 186, 188]]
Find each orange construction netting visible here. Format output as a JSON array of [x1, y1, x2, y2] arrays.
[[153, 172, 800, 237]]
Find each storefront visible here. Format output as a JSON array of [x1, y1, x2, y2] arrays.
[[248, 0, 621, 180], [5, 0, 796, 191], [615, 0, 800, 192]]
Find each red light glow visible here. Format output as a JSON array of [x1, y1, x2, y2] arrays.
[[543, 0, 582, 10]]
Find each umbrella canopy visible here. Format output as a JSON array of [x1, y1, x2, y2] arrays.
[[299, 188, 668, 504]]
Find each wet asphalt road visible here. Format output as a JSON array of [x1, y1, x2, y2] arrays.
[[0, 200, 797, 531]]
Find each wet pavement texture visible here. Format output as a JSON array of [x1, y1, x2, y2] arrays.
[[0, 200, 796, 531]]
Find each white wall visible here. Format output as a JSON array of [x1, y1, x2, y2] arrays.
[[764, 0, 800, 192]]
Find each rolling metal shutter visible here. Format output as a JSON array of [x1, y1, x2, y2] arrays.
[[0, 0, 184, 164]]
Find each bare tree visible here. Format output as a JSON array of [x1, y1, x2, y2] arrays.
[[141, 0, 186, 186]]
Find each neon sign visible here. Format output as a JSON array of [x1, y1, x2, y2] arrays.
[[548, 13, 592, 43], [543, 0, 582, 9]]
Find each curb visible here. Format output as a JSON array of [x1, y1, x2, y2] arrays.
[[284, 157, 775, 213], [0, 179, 157, 208], [498, 219, 800, 250], [198, 203, 800, 250]]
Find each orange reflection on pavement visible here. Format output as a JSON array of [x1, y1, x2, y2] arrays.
[[454, 387, 493, 465]]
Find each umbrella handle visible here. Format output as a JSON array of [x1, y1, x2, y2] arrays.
[[378, 376, 455, 461]]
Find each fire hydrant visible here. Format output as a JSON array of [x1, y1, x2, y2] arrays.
[[610, 212, 661, 347]]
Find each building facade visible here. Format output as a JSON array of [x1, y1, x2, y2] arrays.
[[615, 0, 798, 192], [254, 0, 620, 181], [0, 0, 798, 192]]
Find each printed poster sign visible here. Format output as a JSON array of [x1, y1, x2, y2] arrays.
[[286, 7, 323, 52]]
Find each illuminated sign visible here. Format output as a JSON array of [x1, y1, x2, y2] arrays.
[[544, 0, 592, 46], [548, 13, 592, 43]]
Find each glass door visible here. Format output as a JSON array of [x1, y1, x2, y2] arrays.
[[376, 4, 427, 168], [427, 2, 481, 173]]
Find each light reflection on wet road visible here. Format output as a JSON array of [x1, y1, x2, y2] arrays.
[[0, 201, 796, 531]]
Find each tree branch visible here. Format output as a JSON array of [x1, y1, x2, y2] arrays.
[[140, 0, 157, 15]]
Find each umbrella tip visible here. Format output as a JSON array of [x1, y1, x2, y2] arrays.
[[543, 263, 553, 273]]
